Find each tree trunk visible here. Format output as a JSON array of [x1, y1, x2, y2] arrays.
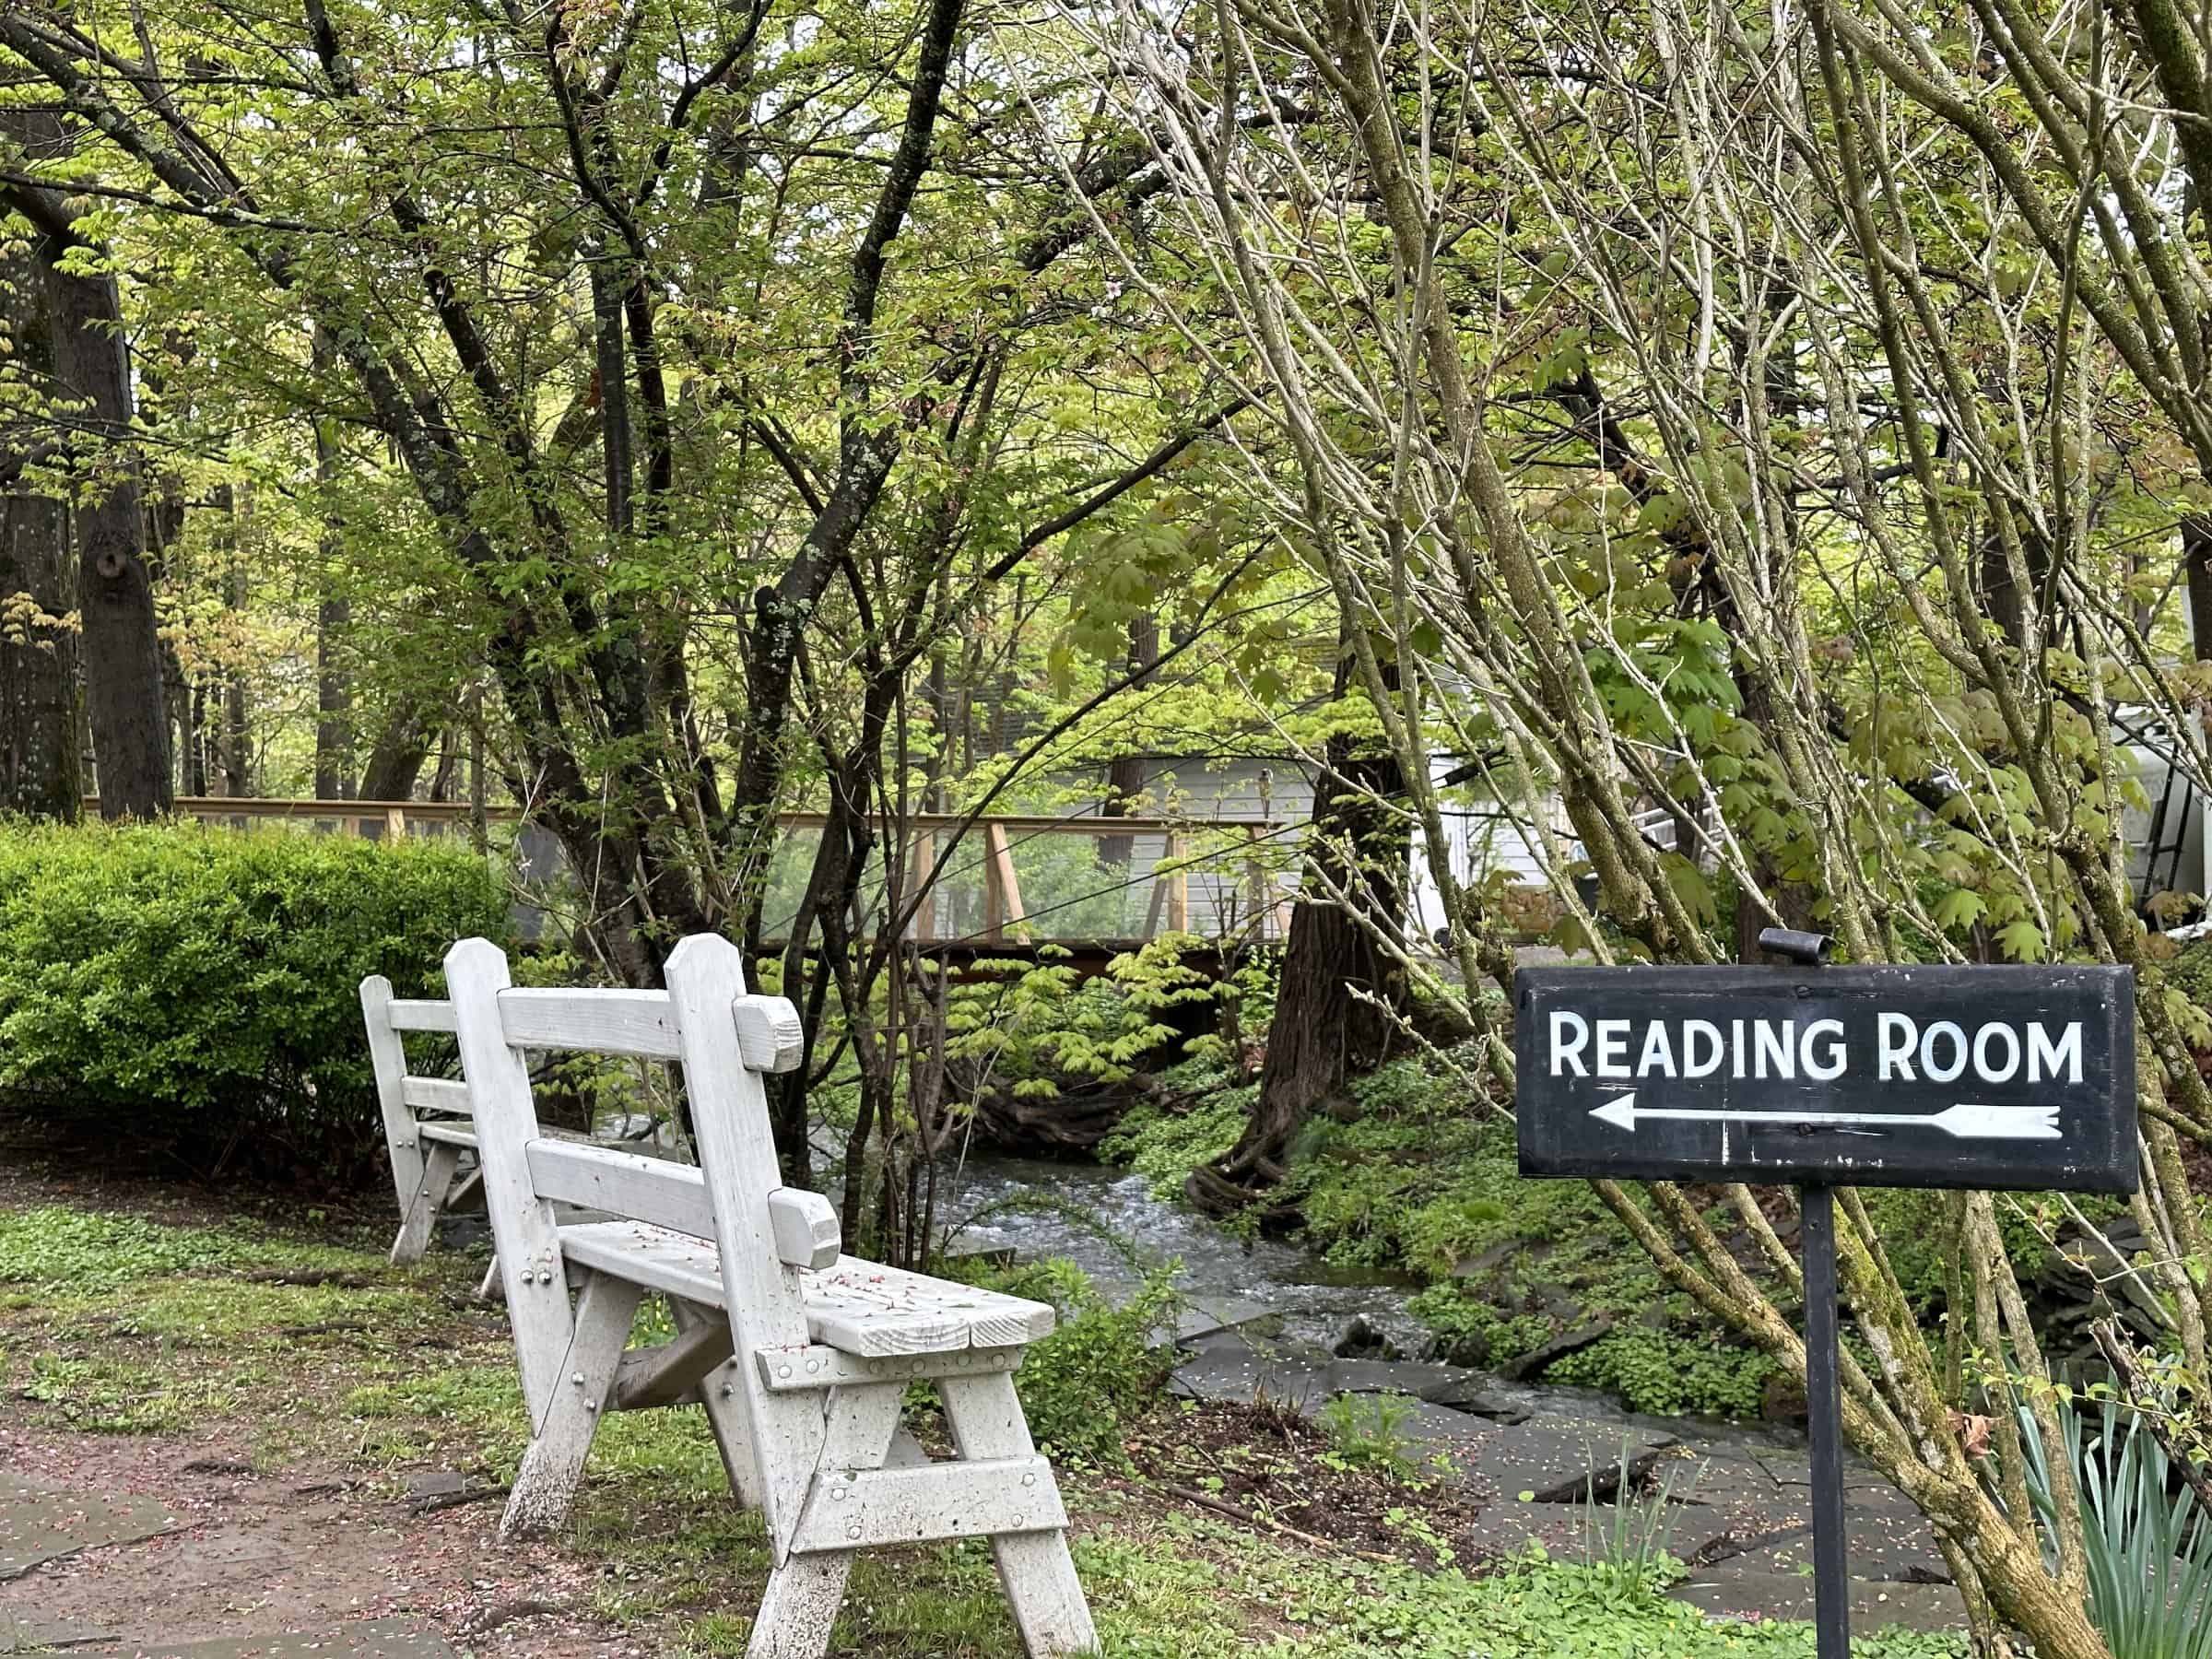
[[0, 490, 78, 819], [358, 701, 433, 802], [1190, 663, 1407, 1217], [2183, 516, 2212, 665], [312, 329, 352, 800], [41, 234, 169, 818], [0, 242, 78, 821], [215, 486, 252, 798], [1099, 612, 1159, 866]]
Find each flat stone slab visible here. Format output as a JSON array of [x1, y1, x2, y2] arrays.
[[18, 1619, 457, 1657], [1171, 1299, 1284, 1344], [1458, 1494, 1738, 1567], [1671, 1567, 1967, 1631], [1439, 1415, 1678, 1505], [1690, 1486, 1950, 1583], [0, 1474, 181, 1582], [0, 1613, 114, 1654]]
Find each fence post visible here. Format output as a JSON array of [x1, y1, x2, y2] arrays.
[[1143, 832, 1186, 940], [1244, 825, 1270, 944], [982, 821, 1026, 942], [907, 830, 936, 942], [1166, 833, 1188, 933]]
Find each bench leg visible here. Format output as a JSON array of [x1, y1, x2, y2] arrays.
[[941, 1372, 1099, 1655], [501, 1272, 644, 1539], [390, 1140, 462, 1265], [746, 1382, 903, 1659], [747, 1551, 854, 1659], [674, 1299, 762, 1511]]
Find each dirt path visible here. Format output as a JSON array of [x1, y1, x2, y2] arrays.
[[0, 1427, 634, 1656]]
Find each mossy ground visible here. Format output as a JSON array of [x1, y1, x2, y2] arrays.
[[0, 1165, 1963, 1656], [1105, 1043, 2117, 1423]]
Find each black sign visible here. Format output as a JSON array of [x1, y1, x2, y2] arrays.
[[1514, 965, 2137, 1193]]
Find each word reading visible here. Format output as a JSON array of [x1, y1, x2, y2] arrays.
[[1545, 1012, 2083, 1086]]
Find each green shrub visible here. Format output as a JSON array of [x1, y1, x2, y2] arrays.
[[1098, 1086, 1251, 1200], [0, 819, 509, 1184], [1546, 1325, 1778, 1419], [956, 1256, 1179, 1465], [1316, 1391, 1430, 1480]]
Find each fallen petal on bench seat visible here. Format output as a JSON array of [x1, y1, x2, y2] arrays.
[[555, 1221, 1056, 1358]]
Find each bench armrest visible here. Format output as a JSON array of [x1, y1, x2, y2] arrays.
[[734, 995, 804, 1074], [769, 1187, 841, 1270]]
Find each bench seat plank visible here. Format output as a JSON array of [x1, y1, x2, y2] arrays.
[[554, 1222, 1056, 1358]]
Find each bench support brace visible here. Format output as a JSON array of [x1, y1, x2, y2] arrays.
[[390, 1141, 462, 1265], [501, 1271, 644, 1538]]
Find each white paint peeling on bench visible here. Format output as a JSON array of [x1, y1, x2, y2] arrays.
[[787, 1455, 1063, 1553], [767, 1187, 840, 1271], [753, 1342, 1025, 1393], [527, 1140, 715, 1241], [735, 994, 805, 1074], [550, 1221, 1051, 1359]]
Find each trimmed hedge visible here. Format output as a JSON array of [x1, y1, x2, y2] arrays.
[[0, 819, 510, 1184]]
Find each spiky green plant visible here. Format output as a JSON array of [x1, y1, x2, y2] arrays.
[[2018, 1394, 2212, 1659]]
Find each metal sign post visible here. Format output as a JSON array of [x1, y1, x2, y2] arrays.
[[1512, 933, 2139, 1659], [1799, 1180, 1849, 1658]]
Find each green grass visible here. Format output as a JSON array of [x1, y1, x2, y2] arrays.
[[0, 1203, 370, 1291], [0, 1193, 1973, 1657]]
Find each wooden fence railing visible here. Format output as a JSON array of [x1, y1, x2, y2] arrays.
[[142, 798, 1292, 948]]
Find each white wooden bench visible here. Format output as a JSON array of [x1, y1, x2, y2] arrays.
[[360, 975, 482, 1266], [411, 934, 1098, 1658]]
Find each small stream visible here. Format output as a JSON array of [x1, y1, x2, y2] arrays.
[[938, 1154, 1431, 1356]]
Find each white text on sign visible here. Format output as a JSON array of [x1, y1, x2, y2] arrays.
[[1546, 1013, 2084, 1086]]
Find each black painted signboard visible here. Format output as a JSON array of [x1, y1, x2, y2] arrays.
[[1514, 964, 2137, 1194]]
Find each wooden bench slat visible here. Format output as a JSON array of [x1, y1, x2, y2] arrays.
[[527, 1140, 715, 1241], [400, 1077, 473, 1115], [786, 1455, 1065, 1553], [754, 1343, 1024, 1393], [386, 998, 457, 1032], [554, 1223, 1053, 1358], [498, 987, 681, 1058], [560, 1221, 725, 1304], [417, 1122, 480, 1149], [806, 1261, 1056, 1352]]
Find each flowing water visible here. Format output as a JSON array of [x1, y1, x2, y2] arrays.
[[938, 1154, 1430, 1356]]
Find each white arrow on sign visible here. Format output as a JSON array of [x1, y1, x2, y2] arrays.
[[1587, 1094, 2061, 1141]]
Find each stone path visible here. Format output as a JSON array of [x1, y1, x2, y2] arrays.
[[0, 1472, 182, 1584], [0, 1461, 456, 1658], [1170, 1326, 1968, 1633]]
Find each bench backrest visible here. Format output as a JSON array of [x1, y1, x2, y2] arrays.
[[359, 977, 468, 1198], [439, 935, 818, 1442]]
